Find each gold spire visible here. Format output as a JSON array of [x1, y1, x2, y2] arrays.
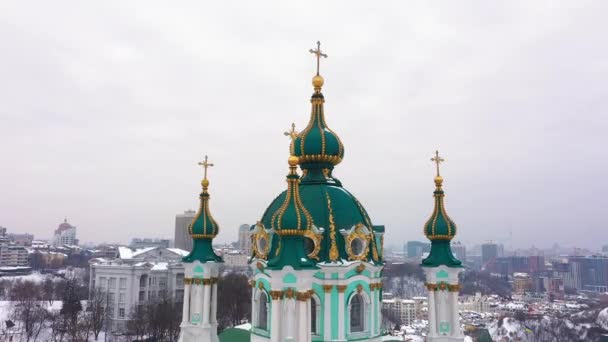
[[284, 122, 299, 142], [197, 155, 214, 189], [431, 150, 444, 188], [309, 41, 327, 92]]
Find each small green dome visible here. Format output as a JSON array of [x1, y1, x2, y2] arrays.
[[423, 177, 456, 240], [292, 92, 344, 167], [422, 175, 461, 268], [183, 178, 222, 263]]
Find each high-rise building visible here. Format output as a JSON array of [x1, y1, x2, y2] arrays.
[[237, 224, 251, 254], [52, 218, 78, 246], [382, 299, 416, 326], [452, 241, 467, 263], [0, 227, 28, 267], [481, 242, 498, 270], [174, 210, 195, 251], [568, 256, 608, 293], [7, 233, 34, 246], [405, 240, 431, 259]]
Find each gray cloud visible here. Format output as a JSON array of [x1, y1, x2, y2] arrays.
[[1, 1, 606, 249]]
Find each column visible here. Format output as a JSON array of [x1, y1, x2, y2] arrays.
[[450, 289, 460, 337], [427, 286, 436, 337], [297, 294, 307, 341], [337, 285, 347, 340], [306, 296, 312, 342], [210, 279, 218, 324], [202, 280, 211, 324], [271, 295, 281, 341], [323, 285, 332, 341], [369, 284, 375, 335], [190, 283, 200, 324], [181, 282, 191, 324]]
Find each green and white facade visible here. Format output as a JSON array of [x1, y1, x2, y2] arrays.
[[249, 72, 385, 342], [421, 171, 464, 341], [178, 174, 223, 342]]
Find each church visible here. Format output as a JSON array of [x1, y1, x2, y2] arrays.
[[177, 43, 464, 342]]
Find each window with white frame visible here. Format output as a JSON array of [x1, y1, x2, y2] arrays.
[[349, 293, 365, 333], [311, 295, 321, 335], [119, 278, 126, 290], [256, 291, 268, 330]]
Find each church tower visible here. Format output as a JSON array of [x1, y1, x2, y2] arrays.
[[178, 156, 223, 342], [421, 151, 464, 341], [249, 42, 385, 342]]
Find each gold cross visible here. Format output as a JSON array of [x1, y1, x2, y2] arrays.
[[309, 41, 327, 75], [283, 123, 298, 142], [431, 150, 444, 177], [198, 155, 214, 180]]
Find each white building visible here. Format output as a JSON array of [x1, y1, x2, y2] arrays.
[[52, 218, 78, 246], [89, 246, 189, 333], [0, 227, 28, 267], [382, 299, 416, 326]]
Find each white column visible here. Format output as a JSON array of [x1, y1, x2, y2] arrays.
[[181, 283, 190, 324], [324, 287, 332, 341], [297, 298, 307, 342], [306, 297, 312, 342], [211, 282, 218, 324], [338, 286, 346, 340], [190, 285, 200, 324], [271, 297, 281, 341], [369, 287, 375, 335], [451, 290, 460, 337], [202, 282, 211, 324], [427, 289, 436, 337]]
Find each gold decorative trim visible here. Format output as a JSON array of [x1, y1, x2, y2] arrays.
[[190, 233, 217, 239], [448, 284, 461, 292], [337, 285, 347, 293], [355, 264, 365, 274], [285, 288, 295, 299], [345, 223, 372, 261], [193, 278, 202, 285], [370, 283, 376, 290], [296, 291, 311, 301], [356, 284, 363, 294], [325, 192, 339, 262], [270, 290, 284, 300], [297, 154, 342, 166], [275, 229, 306, 236], [249, 280, 256, 288], [251, 222, 271, 260], [256, 262, 264, 272], [258, 282, 265, 290], [303, 229, 322, 260], [202, 279, 212, 285], [210, 277, 219, 284], [323, 285, 333, 293], [184, 278, 193, 285]]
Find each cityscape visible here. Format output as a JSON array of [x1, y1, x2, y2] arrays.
[[1, 2, 608, 342]]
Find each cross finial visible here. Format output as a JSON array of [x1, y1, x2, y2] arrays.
[[431, 150, 444, 177], [283, 123, 299, 142], [198, 155, 214, 181], [309, 41, 327, 75]]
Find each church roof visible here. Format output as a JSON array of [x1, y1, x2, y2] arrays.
[[251, 43, 383, 269], [182, 156, 222, 264], [421, 151, 461, 268]]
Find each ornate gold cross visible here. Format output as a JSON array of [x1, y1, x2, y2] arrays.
[[431, 150, 444, 177], [309, 41, 327, 75], [283, 123, 298, 142], [198, 155, 214, 180]]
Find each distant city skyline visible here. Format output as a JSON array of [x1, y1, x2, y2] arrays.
[[1, 2, 607, 249]]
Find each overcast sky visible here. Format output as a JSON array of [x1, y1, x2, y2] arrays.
[[1, 1, 606, 250]]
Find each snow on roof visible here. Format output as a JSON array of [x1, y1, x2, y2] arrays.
[[132, 247, 157, 257], [167, 248, 189, 257], [234, 323, 251, 331], [151, 262, 168, 271], [118, 246, 133, 259]]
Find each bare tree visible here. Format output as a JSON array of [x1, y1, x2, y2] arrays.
[[217, 272, 251, 331], [10, 280, 44, 342], [43, 278, 55, 306], [127, 304, 148, 341], [87, 287, 108, 340]]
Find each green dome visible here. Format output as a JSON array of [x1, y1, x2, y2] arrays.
[[423, 177, 456, 240], [183, 178, 222, 263], [260, 182, 383, 265], [291, 92, 344, 167], [421, 175, 461, 268]]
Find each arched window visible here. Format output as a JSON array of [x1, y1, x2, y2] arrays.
[[310, 296, 320, 335], [350, 293, 364, 333], [256, 291, 268, 330]]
